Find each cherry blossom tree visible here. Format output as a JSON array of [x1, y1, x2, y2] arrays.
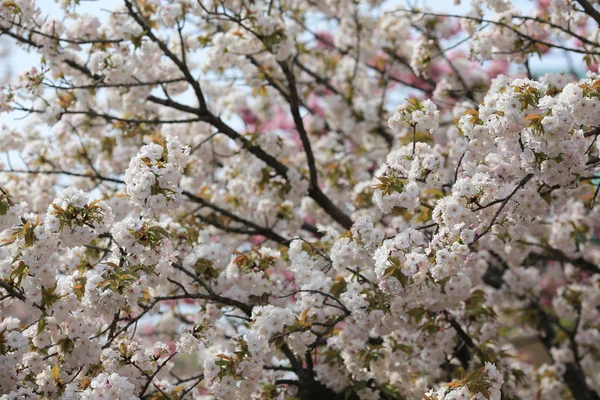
[[1, 0, 600, 399]]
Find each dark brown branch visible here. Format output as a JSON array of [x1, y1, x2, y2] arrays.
[[520, 241, 600, 275], [279, 62, 319, 192], [123, 0, 208, 111], [183, 190, 289, 243], [0, 280, 26, 301], [576, 0, 600, 27], [533, 303, 599, 400], [395, 9, 600, 55], [472, 174, 534, 244], [0, 169, 124, 184], [584, 127, 600, 138]]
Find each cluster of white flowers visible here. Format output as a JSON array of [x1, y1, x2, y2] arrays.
[[44, 187, 114, 247], [388, 98, 440, 135], [426, 362, 504, 400], [410, 38, 436, 79], [374, 228, 427, 280], [251, 305, 295, 339], [2, 0, 600, 399], [350, 215, 385, 250], [0, 187, 25, 231], [111, 216, 174, 270], [124, 136, 190, 217], [0, 318, 28, 391], [81, 373, 138, 400]]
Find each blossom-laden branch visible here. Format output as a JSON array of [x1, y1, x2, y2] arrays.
[[2, 0, 600, 399]]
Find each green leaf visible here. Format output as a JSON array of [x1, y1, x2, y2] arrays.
[[330, 279, 347, 298], [0, 200, 9, 216], [149, 225, 170, 239]]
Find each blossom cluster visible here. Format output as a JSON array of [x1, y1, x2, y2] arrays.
[[0, 0, 600, 399], [124, 136, 190, 217]]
